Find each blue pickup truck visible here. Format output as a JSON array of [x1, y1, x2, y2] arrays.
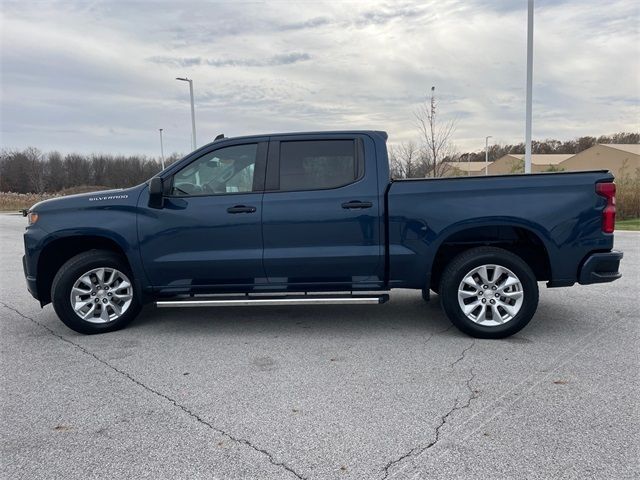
[[23, 131, 622, 338]]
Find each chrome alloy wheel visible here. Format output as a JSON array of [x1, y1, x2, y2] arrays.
[[457, 264, 524, 326], [70, 267, 133, 323]]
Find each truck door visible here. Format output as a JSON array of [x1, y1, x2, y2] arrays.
[[261, 134, 383, 288], [138, 141, 267, 291]]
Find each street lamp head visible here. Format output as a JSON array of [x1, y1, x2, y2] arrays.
[[176, 77, 190, 81]]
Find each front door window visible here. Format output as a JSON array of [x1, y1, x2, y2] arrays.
[[171, 144, 258, 196]]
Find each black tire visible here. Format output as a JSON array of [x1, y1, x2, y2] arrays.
[[439, 247, 539, 339], [51, 250, 141, 334]]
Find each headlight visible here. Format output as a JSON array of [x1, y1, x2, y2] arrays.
[[27, 212, 39, 226]]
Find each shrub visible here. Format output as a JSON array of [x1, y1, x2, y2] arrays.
[[616, 162, 640, 220]]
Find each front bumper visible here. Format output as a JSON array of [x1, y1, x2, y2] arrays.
[[578, 250, 623, 285], [22, 254, 39, 300]]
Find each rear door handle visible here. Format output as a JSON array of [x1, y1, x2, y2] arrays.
[[227, 205, 256, 214], [341, 200, 373, 209]]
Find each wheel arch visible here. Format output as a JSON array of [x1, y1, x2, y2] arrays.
[[37, 233, 133, 306], [428, 219, 553, 291]]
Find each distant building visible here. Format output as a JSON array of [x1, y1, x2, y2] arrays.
[[447, 161, 492, 176], [488, 154, 574, 175], [444, 144, 639, 179], [560, 144, 639, 179]]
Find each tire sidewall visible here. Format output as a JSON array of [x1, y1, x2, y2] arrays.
[[52, 251, 141, 334], [440, 249, 538, 339]]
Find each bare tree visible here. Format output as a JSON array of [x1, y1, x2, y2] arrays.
[[25, 147, 47, 193], [0, 149, 30, 192], [45, 151, 66, 191], [389, 141, 422, 179], [415, 86, 457, 177]]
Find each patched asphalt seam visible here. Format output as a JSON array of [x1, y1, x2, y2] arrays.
[[381, 341, 478, 480], [1, 302, 306, 480]]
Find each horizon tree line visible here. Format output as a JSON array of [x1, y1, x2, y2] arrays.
[[0, 131, 638, 193], [0, 148, 182, 194]]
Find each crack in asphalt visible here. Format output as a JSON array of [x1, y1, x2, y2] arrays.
[[381, 341, 478, 480], [424, 324, 455, 345], [449, 339, 476, 368], [1, 301, 306, 480]]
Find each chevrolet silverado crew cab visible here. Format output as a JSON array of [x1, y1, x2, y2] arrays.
[[23, 131, 623, 338]]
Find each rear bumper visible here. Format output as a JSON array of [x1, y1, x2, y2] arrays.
[[22, 255, 39, 300], [578, 250, 623, 285]]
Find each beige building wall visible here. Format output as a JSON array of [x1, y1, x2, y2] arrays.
[[559, 144, 640, 179], [447, 162, 489, 177], [488, 154, 523, 175], [460, 144, 638, 178], [488, 154, 573, 175]]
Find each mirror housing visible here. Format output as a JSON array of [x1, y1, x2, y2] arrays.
[[148, 177, 164, 209]]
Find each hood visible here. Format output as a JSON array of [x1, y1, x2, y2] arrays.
[[31, 185, 144, 212]]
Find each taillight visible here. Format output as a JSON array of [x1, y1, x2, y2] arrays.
[[596, 182, 616, 233]]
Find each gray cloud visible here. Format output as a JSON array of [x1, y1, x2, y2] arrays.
[[278, 17, 332, 31], [355, 3, 428, 26], [147, 53, 311, 68], [276, 4, 430, 31], [147, 56, 203, 67], [206, 52, 311, 68]]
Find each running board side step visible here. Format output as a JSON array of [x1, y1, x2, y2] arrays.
[[156, 294, 389, 308]]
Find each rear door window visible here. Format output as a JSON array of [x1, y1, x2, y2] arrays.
[[279, 140, 359, 191]]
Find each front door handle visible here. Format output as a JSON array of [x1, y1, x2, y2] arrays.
[[342, 200, 373, 209], [227, 205, 256, 214]]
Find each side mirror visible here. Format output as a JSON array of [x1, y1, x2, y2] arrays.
[[148, 177, 164, 209]]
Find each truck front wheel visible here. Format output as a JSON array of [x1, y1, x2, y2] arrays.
[[51, 250, 142, 334], [439, 247, 539, 339]]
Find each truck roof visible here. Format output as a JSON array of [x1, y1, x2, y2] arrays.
[[211, 130, 388, 144]]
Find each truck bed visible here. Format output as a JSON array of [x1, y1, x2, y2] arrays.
[[386, 170, 614, 289]]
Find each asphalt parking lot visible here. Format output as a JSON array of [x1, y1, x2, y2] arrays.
[[1, 213, 638, 479]]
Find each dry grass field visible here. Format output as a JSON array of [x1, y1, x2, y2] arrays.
[[0, 186, 110, 212], [0, 192, 56, 212]]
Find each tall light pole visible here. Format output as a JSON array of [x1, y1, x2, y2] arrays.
[[158, 128, 165, 169], [485, 135, 492, 175], [176, 77, 197, 151], [524, 0, 534, 174]]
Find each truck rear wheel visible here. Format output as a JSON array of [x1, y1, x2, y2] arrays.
[[439, 247, 539, 339], [51, 250, 141, 334]]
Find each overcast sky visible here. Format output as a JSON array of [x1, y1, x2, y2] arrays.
[[1, 0, 638, 156]]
